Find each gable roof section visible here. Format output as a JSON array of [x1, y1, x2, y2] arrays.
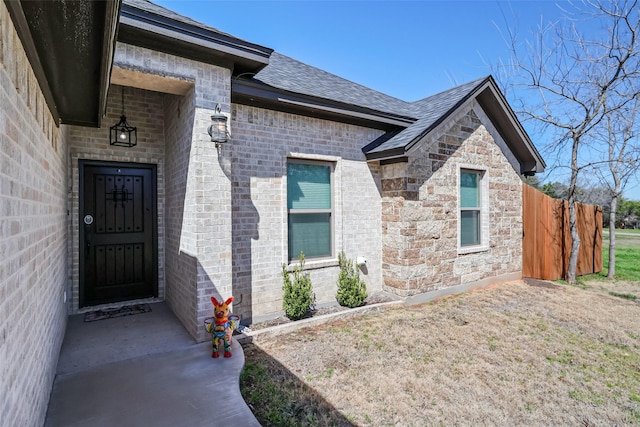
[[237, 54, 544, 175], [362, 77, 489, 157], [475, 78, 546, 174], [362, 76, 546, 175]]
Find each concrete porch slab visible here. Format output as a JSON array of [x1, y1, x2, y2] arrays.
[[45, 302, 259, 427]]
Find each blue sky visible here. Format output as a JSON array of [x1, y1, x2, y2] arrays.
[[153, 0, 640, 201]]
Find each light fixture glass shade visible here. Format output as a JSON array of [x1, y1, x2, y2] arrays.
[[110, 115, 137, 147], [208, 113, 228, 143]]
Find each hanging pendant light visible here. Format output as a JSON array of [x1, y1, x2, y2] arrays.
[[110, 87, 137, 147]]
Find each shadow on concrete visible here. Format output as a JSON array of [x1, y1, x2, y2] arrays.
[[45, 302, 260, 426]]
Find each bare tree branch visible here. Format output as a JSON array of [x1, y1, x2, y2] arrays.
[[496, 0, 640, 283]]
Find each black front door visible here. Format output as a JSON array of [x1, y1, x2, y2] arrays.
[[80, 161, 158, 307]]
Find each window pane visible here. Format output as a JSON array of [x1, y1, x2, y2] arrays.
[[287, 163, 331, 209], [288, 213, 331, 258], [460, 171, 479, 208], [461, 210, 480, 246]]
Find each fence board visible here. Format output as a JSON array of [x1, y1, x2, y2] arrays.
[[574, 202, 603, 276], [522, 184, 602, 280]]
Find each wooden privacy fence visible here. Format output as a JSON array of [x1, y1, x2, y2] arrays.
[[522, 184, 603, 280]]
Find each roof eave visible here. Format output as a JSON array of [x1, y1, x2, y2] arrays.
[[366, 77, 547, 175], [100, 1, 122, 127], [476, 78, 546, 174], [233, 78, 415, 130], [364, 77, 491, 161], [363, 148, 408, 162], [6, 0, 120, 127], [118, 3, 273, 75]]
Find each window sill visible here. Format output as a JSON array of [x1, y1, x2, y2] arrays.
[[286, 258, 339, 271], [458, 245, 490, 255]]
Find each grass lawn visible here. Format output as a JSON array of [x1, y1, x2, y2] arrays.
[[604, 228, 640, 235], [600, 229, 640, 282], [240, 232, 640, 426]]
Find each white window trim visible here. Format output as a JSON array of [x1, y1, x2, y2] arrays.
[[284, 155, 342, 267], [458, 164, 490, 254]]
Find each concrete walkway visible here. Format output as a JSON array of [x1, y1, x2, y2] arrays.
[[45, 303, 260, 427]]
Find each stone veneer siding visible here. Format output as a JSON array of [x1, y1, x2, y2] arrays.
[[0, 3, 69, 426], [381, 102, 523, 296], [230, 104, 384, 322]]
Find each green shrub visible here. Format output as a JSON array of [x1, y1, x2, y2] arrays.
[[336, 251, 368, 308], [282, 252, 315, 320]]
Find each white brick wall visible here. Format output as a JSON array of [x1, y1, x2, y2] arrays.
[[191, 106, 234, 342], [114, 43, 229, 112], [112, 43, 233, 341], [0, 3, 69, 426], [230, 104, 385, 323], [163, 90, 199, 338]]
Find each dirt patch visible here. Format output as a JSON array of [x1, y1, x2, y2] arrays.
[[241, 279, 640, 426], [523, 277, 562, 289], [245, 292, 397, 331]]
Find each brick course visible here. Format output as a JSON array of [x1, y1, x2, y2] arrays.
[[0, 3, 68, 426], [163, 91, 199, 338], [230, 104, 384, 323]]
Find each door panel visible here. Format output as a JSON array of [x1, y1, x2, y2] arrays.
[[80, 162, 157, 307]]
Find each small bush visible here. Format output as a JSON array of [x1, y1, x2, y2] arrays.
[[336, 251, 368, 308], [282, 252, 315, 320]]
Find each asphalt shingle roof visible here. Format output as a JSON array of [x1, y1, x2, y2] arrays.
[[365, 77, 491, 154], [252, 52, 414, 117], [123, 0, 541, 169], [249, 53, 493, 156]]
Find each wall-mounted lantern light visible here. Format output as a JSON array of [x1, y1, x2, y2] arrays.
[[110, 87, 137, 147], [208, 104, 229, 146]]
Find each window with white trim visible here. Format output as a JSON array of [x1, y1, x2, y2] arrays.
[[460, 169, 483, 246], [287, 160, 334, 260]]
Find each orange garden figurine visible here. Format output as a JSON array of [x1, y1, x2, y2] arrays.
[[205, 296, 236, 358]]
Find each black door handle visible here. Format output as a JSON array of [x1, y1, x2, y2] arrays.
[[85, 224, 92, 255]]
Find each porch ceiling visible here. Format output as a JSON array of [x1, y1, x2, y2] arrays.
[[6, 0, 120, 127], [111, 67, 194, 95]]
